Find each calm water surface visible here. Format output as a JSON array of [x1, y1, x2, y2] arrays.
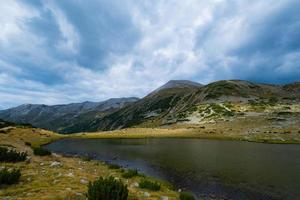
[[45, 138, 300, 200]]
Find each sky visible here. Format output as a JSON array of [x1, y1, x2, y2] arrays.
[[0, 0, 300, 109]]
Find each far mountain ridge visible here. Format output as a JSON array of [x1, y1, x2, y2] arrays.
[[0, 97, 139, 133]]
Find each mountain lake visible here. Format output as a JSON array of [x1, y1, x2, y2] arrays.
[[45, 138, 300, 200]]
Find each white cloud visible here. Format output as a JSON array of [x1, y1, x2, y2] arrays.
[[44, 1, 80, 54], [0, 0, 38, 43], [0, 0, 299, 109]]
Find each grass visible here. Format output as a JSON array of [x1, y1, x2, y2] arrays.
[[139, 179, 161, 191], [70, 125, 300, 145], [122, 169, 139, 179], [179, 192, 195, 200]]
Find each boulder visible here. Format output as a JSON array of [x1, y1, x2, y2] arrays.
[[50, 161, 62, 167], [80, 178, 88, 184], [160, 196, 169, 200], [143, 192, 150, 198]]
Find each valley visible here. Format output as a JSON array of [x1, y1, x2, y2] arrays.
[[1, 79, 300, 200]]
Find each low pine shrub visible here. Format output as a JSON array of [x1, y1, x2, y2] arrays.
[[0, 146, 27, 162], [0, 168, 21, 185], [87, 176, 128, 200], [32, 147, 51, 156], [121, 169, 138, 178], [179, 192, 196, 200], [25, 142, 31, 146], [139, 179, 161, 191], [82, 156, 92, 161], [107, 163, 121, 169]]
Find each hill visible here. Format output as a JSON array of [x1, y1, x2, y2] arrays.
[[0, 97, 138, 133], [0, 80, 300, 133], [78, 80, 300, 131]]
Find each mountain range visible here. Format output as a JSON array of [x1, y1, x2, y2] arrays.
[[0, 80, 299, 133]]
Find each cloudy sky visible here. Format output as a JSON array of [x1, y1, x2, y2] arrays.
[[0, 0, 300, 109]]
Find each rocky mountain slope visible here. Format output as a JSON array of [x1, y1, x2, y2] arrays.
[[0, 97, 138, 133], [80, 80, 300, 132], [1, 80, 300, 133]]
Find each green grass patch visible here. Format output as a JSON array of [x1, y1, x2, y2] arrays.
[[179, 192, 196, 200], [107, 163, 121, 169], [139, 179, 161, 191], [121, 169, 139, 179], [32, 147, 51, 156]]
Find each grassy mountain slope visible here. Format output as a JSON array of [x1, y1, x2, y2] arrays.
[[86, 80, 202, 131], [0, 80, 299, 133], [83, 80, 300, 132]]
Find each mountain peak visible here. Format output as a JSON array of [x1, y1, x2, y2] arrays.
[[153, 80, 203, 93]]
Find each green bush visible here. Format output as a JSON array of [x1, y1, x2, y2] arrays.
[[107, 163, 121, 169], [32, 147, 51, 156], [0, 146, 27, 162], [121, 169, 138, 178], [139, 179, 160, 191], [179, 192, 196, 200], [269, 97, 278, 104], [0, 168, 21, 185], [87, 176, 128, 200], [82, 156, 92, 161], [25, 142, 31, 146]]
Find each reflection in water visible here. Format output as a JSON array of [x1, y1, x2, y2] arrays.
[[45, 138, 300, 200]]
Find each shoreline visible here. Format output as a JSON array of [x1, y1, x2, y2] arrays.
[[67, 127, 300, 145]]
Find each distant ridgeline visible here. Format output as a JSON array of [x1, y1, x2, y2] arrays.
[[0, 80, 299, 134], [0, 119, 35, 129]]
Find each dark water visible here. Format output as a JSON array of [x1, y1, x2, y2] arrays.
[[45, 138, 300, 200]]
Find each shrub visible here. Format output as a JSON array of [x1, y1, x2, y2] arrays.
[[0, 146, 27, 162], [179, 192, 196, 200], [121, 169, 138, 178], [32, 147, 51, 156], [107, 163, 121, 169], [0, 130, 8, 134], [269, 97, 278, 104], [139, 179, 160, 191], [0, 168, 21, 185], [87, 176, 128, 200], [82, 156, 92, 161], [25, 142, 31, 146]]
